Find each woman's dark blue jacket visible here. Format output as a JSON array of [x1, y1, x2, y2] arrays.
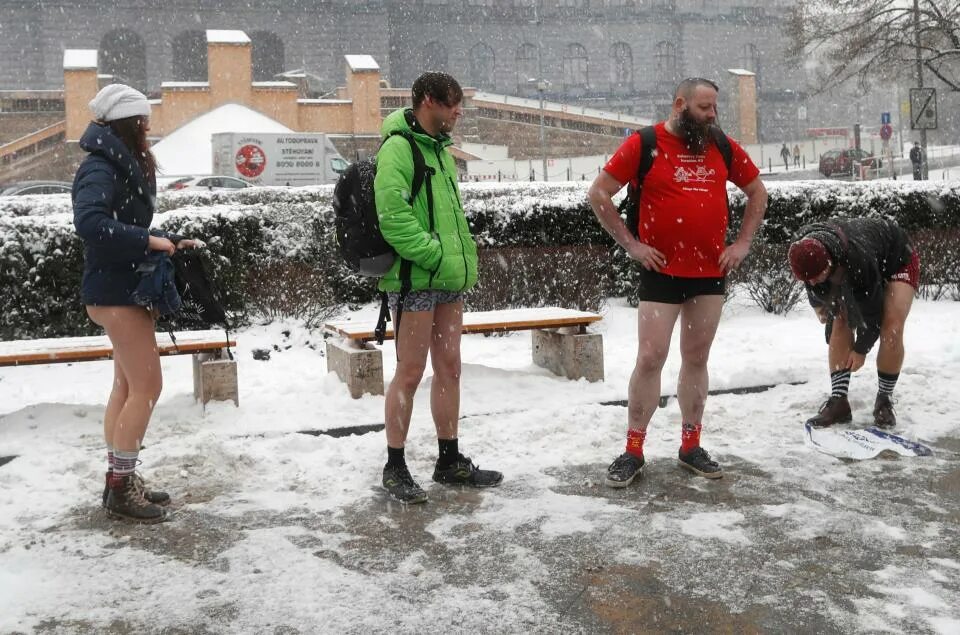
[[72, 122, 177, 306]]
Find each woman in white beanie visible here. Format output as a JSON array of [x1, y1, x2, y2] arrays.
[[73, 83, 198, 523]]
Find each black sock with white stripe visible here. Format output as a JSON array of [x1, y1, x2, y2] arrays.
[[878, 371, 899, 396], [831, 369, 851, 398]]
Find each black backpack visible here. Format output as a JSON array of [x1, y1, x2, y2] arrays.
[[618, 125, 733, 238], [332, 131, 435, 345], [151, 249, 233, 358], [333, 131, 429, 276], [170, 250, 228, 327]]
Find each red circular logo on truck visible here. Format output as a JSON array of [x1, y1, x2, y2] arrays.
[[235, 144, 266, 177]]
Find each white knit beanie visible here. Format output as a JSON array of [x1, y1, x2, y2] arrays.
[[88, 84, 151, 122]]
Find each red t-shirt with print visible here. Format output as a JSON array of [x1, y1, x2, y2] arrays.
[[603, 122, 759, 278]]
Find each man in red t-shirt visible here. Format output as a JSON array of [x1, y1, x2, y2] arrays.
[[588, 77, 767, 487]]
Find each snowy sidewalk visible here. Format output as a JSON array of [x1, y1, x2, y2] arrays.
[[2, 297, 959, 633]]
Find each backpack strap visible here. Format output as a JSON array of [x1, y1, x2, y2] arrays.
[[636, 126, 658, 183], [710, 126, 733, 171], [387, 131, 429, 202], [620, 126, 657, 238]]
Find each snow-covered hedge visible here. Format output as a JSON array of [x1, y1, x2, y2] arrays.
[[2, 180, 959, 339]]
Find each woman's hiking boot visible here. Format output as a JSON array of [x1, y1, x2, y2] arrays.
[[104, 474, 168, 523], [806, 395, 852, 427], [102, 471, 170, 507]]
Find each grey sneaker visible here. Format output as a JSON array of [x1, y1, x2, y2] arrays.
[[432, 454, 503, 488], [678, 447, 723, 479], [382, 464, 428, 504], [605, 452, 644, 488]]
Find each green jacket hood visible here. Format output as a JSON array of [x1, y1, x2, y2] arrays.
[[380, 108, 453, 149]]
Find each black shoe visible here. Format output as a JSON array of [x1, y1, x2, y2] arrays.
[[873, 393, 897, 428], [678, 447, 723, 479], [806, 395, 852, 427], [382, 464, 428, 504], [605, 452, 644, 488], [105, 474, 168, 524], [432, 454, 503, 488]]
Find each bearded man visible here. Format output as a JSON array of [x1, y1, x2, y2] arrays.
[[587, 77, 768, 487]]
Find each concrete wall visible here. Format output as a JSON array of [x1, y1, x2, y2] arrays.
[[62, 33, 381, 141]]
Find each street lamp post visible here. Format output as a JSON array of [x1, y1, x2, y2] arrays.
[[537, 80, 548, 181], [534, 0, 548, 182]]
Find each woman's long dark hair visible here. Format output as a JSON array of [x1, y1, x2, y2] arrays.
[[107, 115, 157, 185]]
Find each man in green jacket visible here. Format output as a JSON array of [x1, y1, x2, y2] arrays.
[[374, 71, 503, 503]]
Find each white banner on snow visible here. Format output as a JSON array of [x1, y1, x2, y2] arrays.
[[804, 423, 933, 460]]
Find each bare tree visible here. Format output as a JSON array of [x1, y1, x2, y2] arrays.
[[787, 1, 960, 92]]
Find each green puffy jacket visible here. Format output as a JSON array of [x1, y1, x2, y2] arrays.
[[373, 108, 478, 293]]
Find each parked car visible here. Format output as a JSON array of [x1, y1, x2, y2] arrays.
[[165, 175, 252, 191], [0, 181, 72, 196], [818, 149, 880, 177]]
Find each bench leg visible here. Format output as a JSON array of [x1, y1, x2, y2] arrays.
[[325, 338, 384, 399], [193, 349, 239, 407], [532, 328, 604, 382]]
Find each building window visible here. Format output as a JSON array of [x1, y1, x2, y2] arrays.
[[562, 43, 588, 91], [516, 42, 539, 93], [423, 42, 448, 72], [654, 41, 677, 90], [171, 31, 207, 82], [469, 43, 496, 90], [610, 42, 632, 92], [251, 31, 285, 81], [99, 29, 147, 92]]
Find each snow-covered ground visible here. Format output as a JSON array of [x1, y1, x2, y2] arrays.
[[1, 294, 959, 633]]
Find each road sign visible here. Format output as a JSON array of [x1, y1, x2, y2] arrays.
[[880, 124, 893, 140], [881, 112, 891, 125], [797, 105, 807, 121], [909, 88, 937, 130]]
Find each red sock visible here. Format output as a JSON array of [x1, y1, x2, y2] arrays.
[[625, 428, 646, 458], [680, 422, 702, 454]]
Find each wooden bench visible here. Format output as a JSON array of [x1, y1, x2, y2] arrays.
[[324, 307, 604, 398], [0, 329, 239, 406]]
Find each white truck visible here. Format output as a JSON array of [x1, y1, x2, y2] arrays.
[[211, 132, 350, 186]]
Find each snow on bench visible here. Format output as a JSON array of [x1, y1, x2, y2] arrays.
[[324, 306, 604, 398], [0, 329, 238, 406]]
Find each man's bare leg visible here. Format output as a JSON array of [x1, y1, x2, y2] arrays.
[[675, 295, 725, 478]]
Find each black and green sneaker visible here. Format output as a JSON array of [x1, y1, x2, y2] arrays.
[[382, 464, 428, 504], [432, 454, 503, 488], [605, 452, 644, 488], [678, 447, 723, 479]]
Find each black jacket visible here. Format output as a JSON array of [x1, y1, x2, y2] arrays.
[[72, 122, 177, 306], [909, 146, 923, 165], [797, 218, 912, 355]]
